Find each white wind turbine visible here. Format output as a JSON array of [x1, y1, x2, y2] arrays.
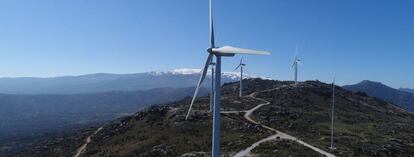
[[185, 0, 271, 156], [292, 46, 302, 85], [233, 58, 246, 97]]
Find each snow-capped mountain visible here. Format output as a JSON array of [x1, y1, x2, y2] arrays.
[[0, 68, 267, 94], [151, 68, 268, 80]]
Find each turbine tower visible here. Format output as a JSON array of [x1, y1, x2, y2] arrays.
[[209, 62, 215, 112], [233, 58, 246, 97], [185, 0, 270, 156], [329, 77, 336, 150], [292, 46, 302, 85]]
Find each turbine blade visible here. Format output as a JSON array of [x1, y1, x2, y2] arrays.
[[213, 46, 271, 55], [209, 0, 215, 48], [292, 53, 297, 67], [292, 46, 299, 66], [185, 54, 214, 120], [291, 58, 296, 67], [233, 64, 241, 72]]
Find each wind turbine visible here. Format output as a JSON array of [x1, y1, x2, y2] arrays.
[[329, 77, 336, 150], [233, 58, 246, 97], [185, 0, 271, 156], [292, 46, 302, 85]]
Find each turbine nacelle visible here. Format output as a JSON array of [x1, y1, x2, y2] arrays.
[[292, 59, 302, 67]]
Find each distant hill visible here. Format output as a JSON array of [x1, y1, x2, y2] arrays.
[[0, 69, 247, 94], [343, 80, 414, 111], [400, 88, 414, 94], [19, 79, 414, 157], [0, 86, 207, 152]]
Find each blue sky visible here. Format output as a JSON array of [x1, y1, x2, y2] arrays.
[[0, 0, 413, 88]]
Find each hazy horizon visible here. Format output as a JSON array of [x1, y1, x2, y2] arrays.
[[0, 68, 408, 89]]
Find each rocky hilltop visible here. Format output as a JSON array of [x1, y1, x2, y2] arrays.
[[344, 80, 414, 112], [18, 79, 414, 157]]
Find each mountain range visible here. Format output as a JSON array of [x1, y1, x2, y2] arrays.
[[0, 69, 247, 94], [343, 80, 414, 112]]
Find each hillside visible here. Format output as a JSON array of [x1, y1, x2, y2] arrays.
[[343, 80, 414, 111], [18, 79, 414, 157], [400, 88, 414, 94], [0, 87, 207, 156]]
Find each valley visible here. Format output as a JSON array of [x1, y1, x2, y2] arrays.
[[0, 86, 207, 156]]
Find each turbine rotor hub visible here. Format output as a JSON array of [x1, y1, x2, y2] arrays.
[[207, 47, 214, 53], [207, 47, 234, 57]]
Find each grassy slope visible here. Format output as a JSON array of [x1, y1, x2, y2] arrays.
[[252, 139, 325, 157], [252, 81, 414, 156], [82, 97, 273, 157]]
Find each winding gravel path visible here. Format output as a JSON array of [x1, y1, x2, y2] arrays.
[[73, 127, 103, 157], [224, 89, 335, 157]]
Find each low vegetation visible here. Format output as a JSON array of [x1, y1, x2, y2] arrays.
[[17, 79, 414, 157]]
